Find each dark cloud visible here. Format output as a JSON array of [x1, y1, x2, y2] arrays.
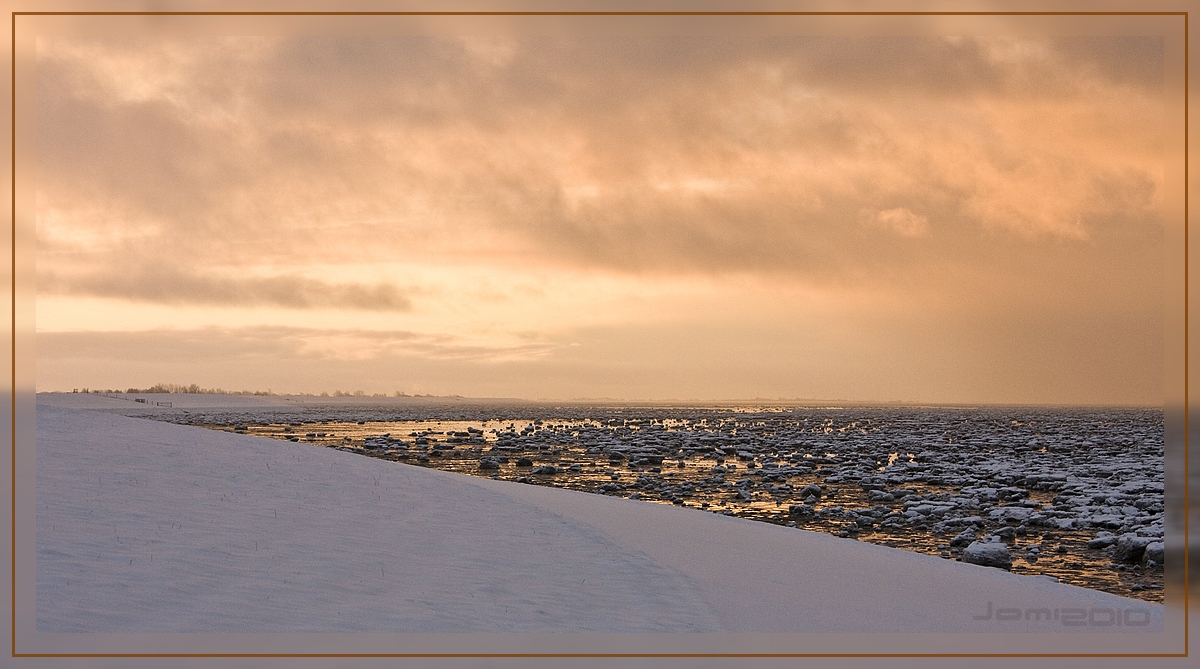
[[251, 35, 1161, 129], [37, 64, 229, 225], [38, 266, 413, 311], [1048, 36, 1164, 92], [37, 326, 556, 365], [34, 35, 1165, 288]]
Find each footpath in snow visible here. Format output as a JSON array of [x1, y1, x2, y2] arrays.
[[34, 395, 1170, 641]]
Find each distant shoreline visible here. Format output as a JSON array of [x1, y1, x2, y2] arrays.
[[34, 391, 1165, 411]]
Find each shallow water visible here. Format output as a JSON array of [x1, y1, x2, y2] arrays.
[[176, 404, 1165, 602]]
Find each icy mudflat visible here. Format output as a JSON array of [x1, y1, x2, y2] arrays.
[[150, 396, 1167, 600], [36, 394, 1164, 633]]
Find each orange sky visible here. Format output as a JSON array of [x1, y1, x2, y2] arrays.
[[34, 34, 1167, 404]]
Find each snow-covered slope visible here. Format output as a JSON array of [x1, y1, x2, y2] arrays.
[[36, 402, 1164, 634]]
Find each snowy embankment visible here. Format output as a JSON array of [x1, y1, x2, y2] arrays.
[[36, 396, 1164, 633]]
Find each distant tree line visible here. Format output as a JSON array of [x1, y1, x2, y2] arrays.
[[112, 383, 272, 395], [72, 385, 454, 398]]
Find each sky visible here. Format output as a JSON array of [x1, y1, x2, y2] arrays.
[[33, 34, 1167, 404]]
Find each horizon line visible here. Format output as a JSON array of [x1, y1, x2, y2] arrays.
[[33, 389, 1165, 410]]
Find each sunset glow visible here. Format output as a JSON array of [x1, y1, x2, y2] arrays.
[[34, 34, 1167, 404]]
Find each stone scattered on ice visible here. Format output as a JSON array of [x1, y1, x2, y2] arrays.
[[949, 529, 976, 547], [962, 541, 1012, 569], [1086, 531, 1117, 549], [1142, 541, 1165, 565], [1112, 533, 1155, 563]]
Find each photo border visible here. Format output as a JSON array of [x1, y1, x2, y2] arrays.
[[8, 6, 1190, 660]]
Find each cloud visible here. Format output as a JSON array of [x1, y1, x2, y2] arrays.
[[33, 301, 1162, 405], [874, 208, 929, 237], [33, 35, 1164, 292], [36, 325, 558, 365], [29, 33, 1167, 405], [37, 266, 414, 311]]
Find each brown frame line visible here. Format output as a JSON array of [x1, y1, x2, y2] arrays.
[[7, 7, 1190, 661], [4, 653, 1196, 659]]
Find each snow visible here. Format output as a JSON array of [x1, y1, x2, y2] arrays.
[[36, 398, 1166, 635]]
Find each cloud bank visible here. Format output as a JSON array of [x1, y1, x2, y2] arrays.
[[33, 34, 1167, 403], [36, 36, 1163, 283]]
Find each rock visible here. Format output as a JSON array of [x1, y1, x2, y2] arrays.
[[989, 506, 1033, 523], [1089, 514, 1125, 529], [799, 484, 823, 498], [531, 465, 558, 475], [515, 457, 534, 467], [963, 541, 1013, 569], [478, 458, 500, 470], [949, 529, 976, 547], [1087, 531, 1117, 549], [1142, 541, 1164, 565], [1112, 533, 1154, 563], [1050, 517, 1077, 530]]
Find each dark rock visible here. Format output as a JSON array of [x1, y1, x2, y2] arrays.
[[950, 529, 977, 548], [1087, 531, 1117, 549], [1142, 541, 1164, 565], [799, 484, 823, 498], [963, 541, 1013, 569], [1112, 533, 1154, 563]]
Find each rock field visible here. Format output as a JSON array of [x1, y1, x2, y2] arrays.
[[159, 403, 1165, 602]]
